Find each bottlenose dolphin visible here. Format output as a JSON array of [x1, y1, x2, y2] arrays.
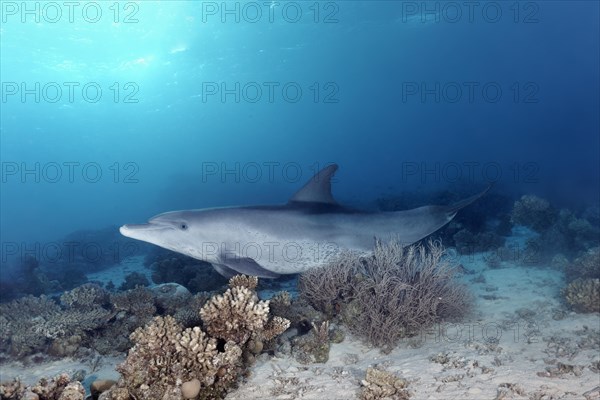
[[120, 164, 488, 278]]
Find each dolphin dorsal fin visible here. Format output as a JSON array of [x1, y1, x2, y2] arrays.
[[289, 164, 339, 205]]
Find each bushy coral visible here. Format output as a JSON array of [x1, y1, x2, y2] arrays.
[[297, 254, 357, 318], [300, 240, 471, 350], [562, 278, 600, 313]]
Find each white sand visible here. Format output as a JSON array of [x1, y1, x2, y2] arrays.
[[226, 252, 600, 399]]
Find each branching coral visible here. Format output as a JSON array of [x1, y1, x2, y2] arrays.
[[60, 283, 108, 309], [360, 367, 410, 400], [562, 278, 600, 313], [113, 316, 200, 399], [291, 320, 331, 364], [565, 247, 600, 282], [103, 275, 289, 400], [300, 240, 471, 350], [149, 253, 227, 293], [0, 285, 125, 358], [0, 373, 85, 400], [110, 286, 156, 318], [200, 276, 278, 345], [0, 295, 60, 356]]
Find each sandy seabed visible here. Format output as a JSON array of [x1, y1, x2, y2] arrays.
[[2, 239, 599, 399]]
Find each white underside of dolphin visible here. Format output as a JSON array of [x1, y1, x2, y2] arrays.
[[120, 164, 489, 278]]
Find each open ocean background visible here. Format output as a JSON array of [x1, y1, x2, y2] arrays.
[[1, 0, 598, 259]]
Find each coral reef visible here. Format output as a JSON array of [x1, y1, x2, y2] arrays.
[[511, 196, 600, 261], [110, 286, 156, 320], [359, 367, 410, 400], [172, 292, 209, 328], [562, 278, 600, 313], [298, 254, 357, 319], [101, 275, 290, 400], [564, 247, 600, 283], [0, 255, 58, 302], [108, 315, 242, 399], [0, 373, 85, 400], [151, 283, 193, 316], [560, 247, 600, 313], [200, 276, 269, 344], [452, 229, 506, 255], [0, 294, 111, 358], [60, 283, 108, 309], [0, 282, 180, 358], [118, 272, 150, 291], [291, 320, 332, 364], [146, 249, 227, 293], [511, 195, 557, 232], [300, 240, 471, 350], [91, 380, 117, 400]]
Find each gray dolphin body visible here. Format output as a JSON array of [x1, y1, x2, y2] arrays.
[[120, 164, 488, 278]]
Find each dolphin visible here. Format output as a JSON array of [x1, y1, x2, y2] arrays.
[[120, 164, 488, 278]]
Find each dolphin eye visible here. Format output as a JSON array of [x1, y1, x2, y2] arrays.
[[180, 223, 188, 230]]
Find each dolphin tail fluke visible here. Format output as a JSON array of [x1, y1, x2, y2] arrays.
[[443, 184, 492, 218]]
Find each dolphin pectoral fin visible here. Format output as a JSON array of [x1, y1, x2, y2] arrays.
[[212, 263, 240, 279], [216, 256, 281, 279]]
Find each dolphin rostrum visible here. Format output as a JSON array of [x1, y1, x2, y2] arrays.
[[120, 164, 488, 278]]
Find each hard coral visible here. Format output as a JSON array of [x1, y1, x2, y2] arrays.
[[200, 276, 270, 344], [565, 247, 600, 282], [562, 278, 600, 313], [291, 320, 331, 364], [149, 253, 227, 293], [112, 315, 235, 400], [0, 295, 109, 358], [452, 229, 505, 255], [511, 195, 557, 232], [60, 283, 107, 309], [118, 272, 150, 291], [110, 286, 156, 317], [0, 373, 85, 400], [103, 275, 289, 400], [360, 367, 410, 400], [200, 285, 268, 343]]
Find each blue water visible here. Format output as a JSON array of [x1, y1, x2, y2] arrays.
[[1, 1, 598, 255]]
